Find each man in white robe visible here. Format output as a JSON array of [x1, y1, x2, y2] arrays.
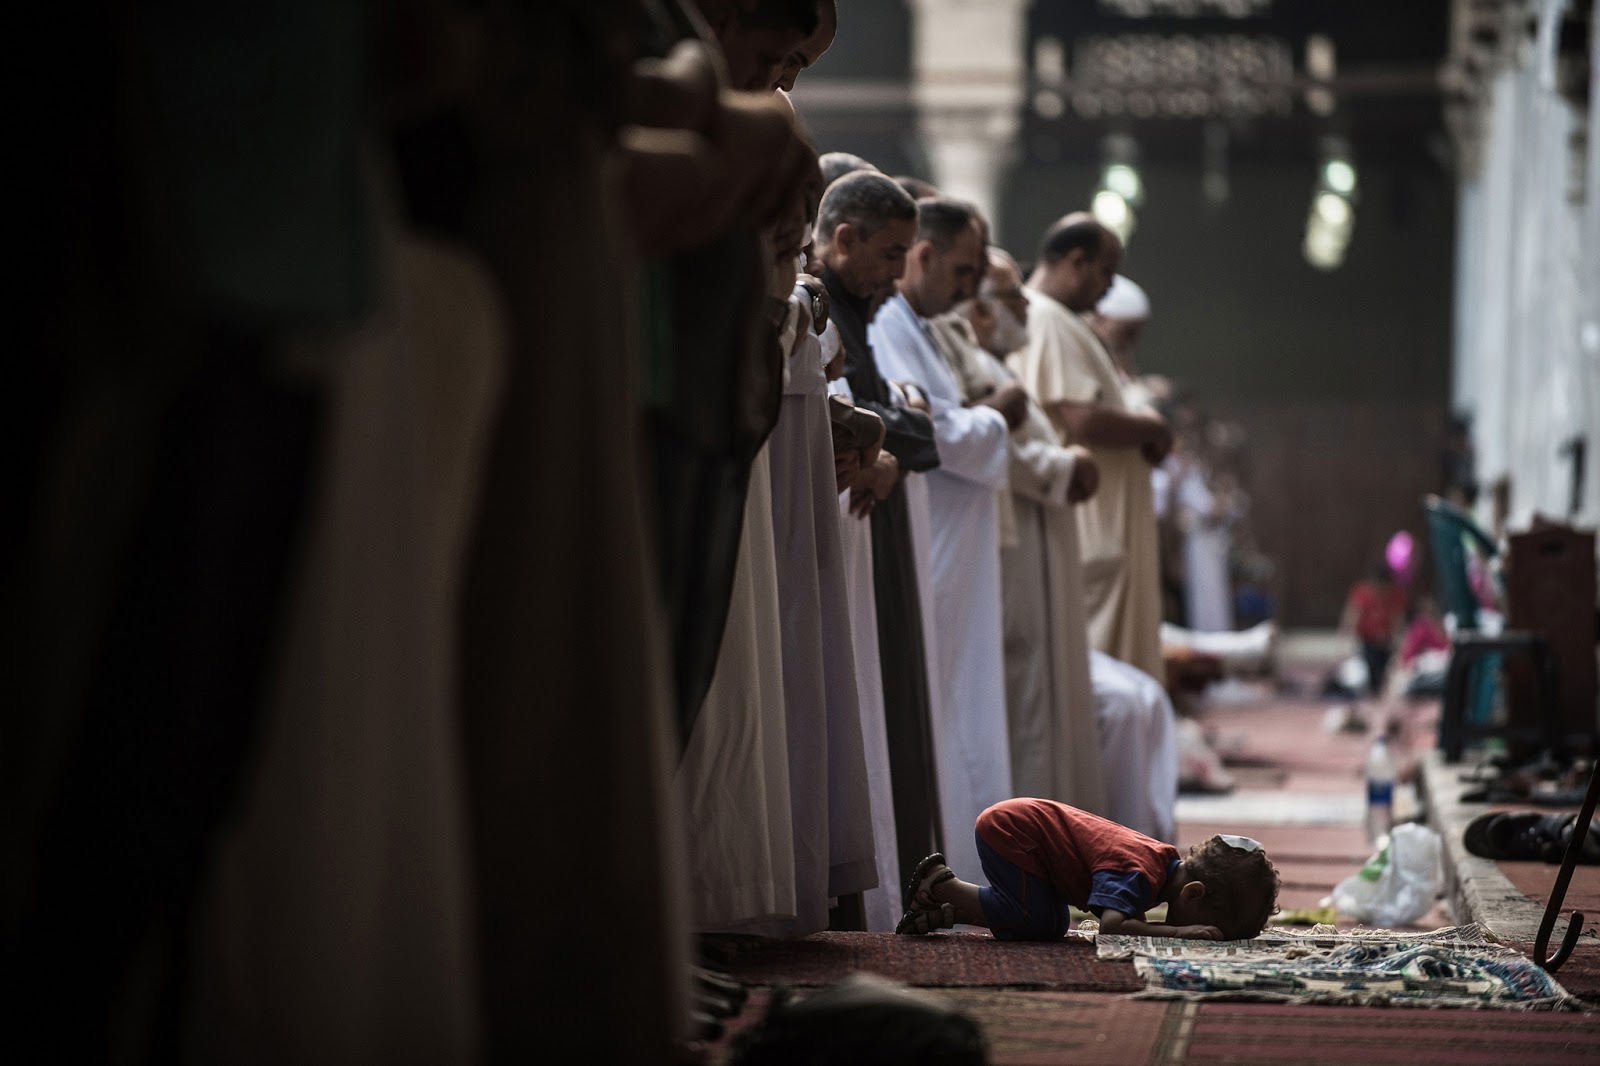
[[1013, 214, 1169, 684], [962, 249, 1178, 843], [868, 199, 1011, 881], [932, 253, 1106, 815]]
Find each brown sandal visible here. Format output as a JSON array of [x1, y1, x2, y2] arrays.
[[895, 901, 956, 935], [903, 853, 955, 911]]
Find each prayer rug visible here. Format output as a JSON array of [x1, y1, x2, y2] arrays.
[[724, 931, 1143, 992], [1098, 924, 1580, 1010]]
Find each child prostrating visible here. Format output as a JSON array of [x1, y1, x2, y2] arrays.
[[896, 799, 1280, 941]]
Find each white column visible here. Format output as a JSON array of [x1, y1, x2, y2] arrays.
[[908, 0, 1032, 228]]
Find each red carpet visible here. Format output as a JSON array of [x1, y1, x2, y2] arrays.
[[711, 988, 1600, 1065], [724, 931, 1143, 993], [1183, 1002, 1600, 1064]]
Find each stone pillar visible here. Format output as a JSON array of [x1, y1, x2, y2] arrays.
[[908, 0, 1032, 229]]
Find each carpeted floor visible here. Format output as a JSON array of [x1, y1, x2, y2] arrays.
[[724, 931, 1143, 993], [1181, 1002, 1600, 1064], [709, 986, 1600, 1065]]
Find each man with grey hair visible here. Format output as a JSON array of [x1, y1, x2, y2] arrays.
[[869, 198, 1013, 882], [816, 170, 946, 888], [820, 150, 879, 188]]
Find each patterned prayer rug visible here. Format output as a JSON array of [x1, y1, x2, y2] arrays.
[[1097, 924, 1580, 1010]]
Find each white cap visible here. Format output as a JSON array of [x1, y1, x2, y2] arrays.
[[1220, 834, 1263, 853], [1096, 274, 1150, 321]]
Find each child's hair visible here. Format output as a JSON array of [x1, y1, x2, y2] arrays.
[[1186, 836, 1281, 940]]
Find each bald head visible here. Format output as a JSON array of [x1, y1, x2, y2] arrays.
[[1030, 212, 1121, 312]]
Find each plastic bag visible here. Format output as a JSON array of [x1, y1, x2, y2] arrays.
[[1331, 823, 1442, 927]]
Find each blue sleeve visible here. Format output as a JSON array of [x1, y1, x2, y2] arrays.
[[1086, 870, 1155, 917]]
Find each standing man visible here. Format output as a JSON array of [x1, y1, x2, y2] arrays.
[[869, 199, 1012, 882], [1013, 214, 1169, 684], [940, 250, 1108, 815], [815, 171, 945, 886], [965, 251, 1176, 842]]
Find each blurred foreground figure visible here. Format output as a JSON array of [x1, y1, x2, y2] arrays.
[[730, 975, 988, 1066], [4, 0, 826, 1060]]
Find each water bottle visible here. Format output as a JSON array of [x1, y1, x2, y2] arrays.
[[1365, 736, 1396, 844]]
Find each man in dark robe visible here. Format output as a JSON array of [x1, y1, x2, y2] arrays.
[[815, 171, 945, 884]]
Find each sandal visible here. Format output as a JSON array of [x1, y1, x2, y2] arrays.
[[895, 901, 956, 936], [902, 853, 955, 911]]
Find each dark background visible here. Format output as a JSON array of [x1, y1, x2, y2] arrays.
[[796, 0, 1456, 626]]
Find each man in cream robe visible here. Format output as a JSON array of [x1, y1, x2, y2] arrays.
[[953, 248, 1177, 842], [929, 304, 1106, 815], [1013, 215, 1168, 685], [869, 199, 1011, 880]]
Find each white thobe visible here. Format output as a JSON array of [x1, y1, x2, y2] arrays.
[[1176, 467, 1240, 633], [870, 294, 1012, 882], [1012, 289, 1164, 683], [829, 375, 904, 933], [678, 445, 798, 931], [766, 299, 876, 935], [1090, 650, 1179, 844], [926, 316, 1108, 814]]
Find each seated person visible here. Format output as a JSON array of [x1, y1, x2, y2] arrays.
[[895, 798, 1279, 941]]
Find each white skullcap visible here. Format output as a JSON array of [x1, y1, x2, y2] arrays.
[[1096, 274, 1150, 321], [1220, 835, 1263, 853]]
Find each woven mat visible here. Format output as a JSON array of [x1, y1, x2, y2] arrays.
[[1095, 924, 1579, 1010]]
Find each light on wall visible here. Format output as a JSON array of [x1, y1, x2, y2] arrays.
[[1103, 163, 1144, 205], [1092, 189, 1136, 244], [1322, 158, 1357, 196], [1303, 140, 1357, 270], [1094, 134, 1142, 245]]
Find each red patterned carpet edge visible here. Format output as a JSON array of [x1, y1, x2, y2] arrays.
[[723, 931, 1144, 993], [1183, 1001, 1600, 1064]]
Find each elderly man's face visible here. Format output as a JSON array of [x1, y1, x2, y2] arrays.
[[775, 3, 837, 92], [983, 257, 1030, 328], [958, 296, 998, 353]]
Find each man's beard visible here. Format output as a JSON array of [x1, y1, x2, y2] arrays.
[[989, 301, 1029, 356]]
